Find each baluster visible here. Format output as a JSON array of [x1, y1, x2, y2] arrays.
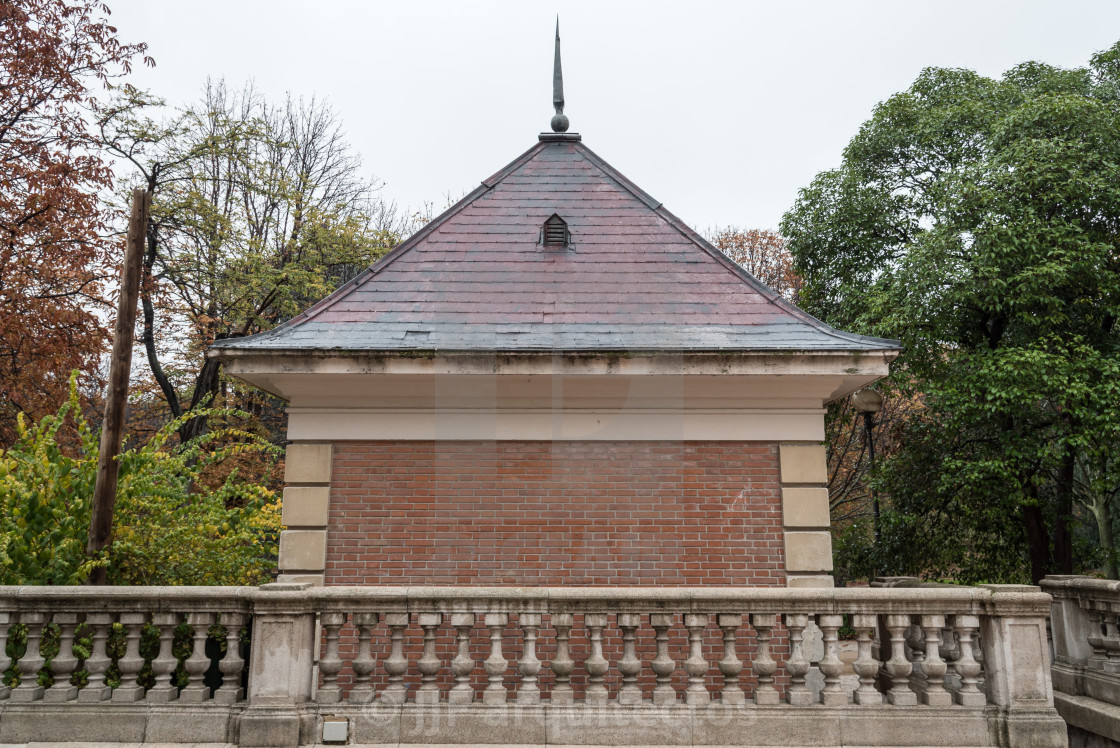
[[180, 611, 214, 702], [972, 629, 987, 696], [416, 613, 443, 704], [146, 612, 180, 703], [650, 613, 677, 706], [684, 613, 710, 706], [751, 613, 779, 705], [448, 613, 475, 705], [1102, 612, 1120, 674], [905, 617, 926, 664], [483, 613, 509, 705], [550, 613, 575, 705], [0, 612, 11, 700], [884, 614, 917, 706], [920, 614, 951, 706], [941, 626, 960, 691], [785, 614, 812, 705], [616, 613, 642, 705], [952, 615, 986, 706], [215, 612, 246, 704], [317, 612, 346, 704], [941, 623, 961, 666], [1086, 606, 1109, 669], [41, 612, 79, 702], [818, 614, 845, 706], [381, 613, 409, 705], [349, 612, 379, 705], [111, 612, 147, 702], [852, 614, 882, 705], [517, 613, 542, 704], [10, 611, 47, 702], [77, 612, 112, 702], [584, 613, 609, 706], [717, 614, 745, 706]]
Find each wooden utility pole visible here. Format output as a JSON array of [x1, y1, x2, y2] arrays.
[[86, 188, 150, 585]]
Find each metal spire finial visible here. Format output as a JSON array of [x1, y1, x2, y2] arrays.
[[550, 17, 569, 133]]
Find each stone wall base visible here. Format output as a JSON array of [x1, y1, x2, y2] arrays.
[[1056, 690, 1120, 745], [0, 702, 1063, 747], [0, 702, 240, 744], [1069, 724, 1120, 748]]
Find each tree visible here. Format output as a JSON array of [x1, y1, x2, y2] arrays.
[[710, 226, 907, 581], [0, 0, 150, 444], [782, 43, 1120, 583], [709, 227, 802, 301], [100, 80, 407, 443]]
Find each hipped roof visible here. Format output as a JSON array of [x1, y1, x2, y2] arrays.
[[212, 136, 898, 356]]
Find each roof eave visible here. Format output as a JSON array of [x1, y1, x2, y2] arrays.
[[211, 345, 900, 363]]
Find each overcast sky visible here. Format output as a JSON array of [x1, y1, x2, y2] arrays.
[[108, 0, 1120, 233]]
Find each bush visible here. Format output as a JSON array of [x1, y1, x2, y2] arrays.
[[0, 374, 281, 585]]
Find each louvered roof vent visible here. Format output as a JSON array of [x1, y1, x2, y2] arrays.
[[542, 214, 569, 248]]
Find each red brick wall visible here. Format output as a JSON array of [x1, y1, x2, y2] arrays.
[[324, 440, 785, 587]]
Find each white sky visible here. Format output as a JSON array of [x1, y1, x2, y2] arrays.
[[107, 0, 1120, 233]]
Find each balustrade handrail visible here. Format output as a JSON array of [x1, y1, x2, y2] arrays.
[[0, 583, 1051, 611], [248, 583, 1051, 617], [0, 583, 1052, 619], [1042, 575, 1120, 608], [0, 585, 253, 614]]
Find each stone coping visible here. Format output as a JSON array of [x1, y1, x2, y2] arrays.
[[1042, 575, 1120, 615], [0, 585, 253, 614], [256, 584, 1052, 618], [1041, 575, 1120, 597], [0, 584, 1051, 618]]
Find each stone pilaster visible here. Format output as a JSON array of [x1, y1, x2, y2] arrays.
[[778, 444, 834, 587], [277, 442, 332, 585]]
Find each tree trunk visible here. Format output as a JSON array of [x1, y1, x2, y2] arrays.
[[178, 356, 222, 444], [1092, 496, 1118, 580], [1022, 500, 1051, 586], [1053, 450, 1076, 575], [141, 228, 182, 420]]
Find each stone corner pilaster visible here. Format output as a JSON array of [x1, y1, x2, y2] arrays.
[[277, 442, 333, 580], [778, 443, 833, 588]]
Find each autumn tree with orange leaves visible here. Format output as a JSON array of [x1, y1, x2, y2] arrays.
[[0, 0, 150, 443], [709, 227, 803, 302]]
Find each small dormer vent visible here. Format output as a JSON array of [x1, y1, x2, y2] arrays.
[[542, 214, 569, 248]]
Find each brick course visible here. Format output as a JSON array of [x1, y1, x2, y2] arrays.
[[324, 440, 785, 587]]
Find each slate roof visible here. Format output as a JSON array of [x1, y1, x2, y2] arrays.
[[213, 135, 898, 355]]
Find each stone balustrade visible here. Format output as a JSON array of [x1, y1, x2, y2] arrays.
[[0, 584, 1066, 747], [1043, 575, 1120, 745], [0, 585, 252, 744]]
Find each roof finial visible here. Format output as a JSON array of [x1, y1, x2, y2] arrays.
[[551, 17, 569, 133]]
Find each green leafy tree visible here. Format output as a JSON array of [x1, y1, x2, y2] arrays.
[[782, 43, 1120, 583], [0, 374, 281, 585]]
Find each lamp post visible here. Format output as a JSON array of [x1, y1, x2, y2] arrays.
[[852, 388, 883, 546]]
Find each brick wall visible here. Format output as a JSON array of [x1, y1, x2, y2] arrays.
[[324, 440, 785, 587]]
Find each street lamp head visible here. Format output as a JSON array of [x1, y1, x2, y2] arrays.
[[852, 388, 883, 415]]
